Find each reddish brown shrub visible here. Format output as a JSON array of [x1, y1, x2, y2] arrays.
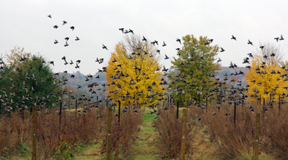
[[152, 105, 196, 159], [101, 106, 142, 159]]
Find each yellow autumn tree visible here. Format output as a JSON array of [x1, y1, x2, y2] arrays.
[[105, 36, 165, 107], [244, 55, 288, 104]]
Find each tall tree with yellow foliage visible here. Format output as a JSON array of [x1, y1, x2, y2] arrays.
[[105, 36, 165, 107], [244, 55, 288, 104]]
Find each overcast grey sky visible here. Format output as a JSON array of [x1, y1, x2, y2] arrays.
[[1, 0, 288, 75]]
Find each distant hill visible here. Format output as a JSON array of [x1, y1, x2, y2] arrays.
[[58, 66, 249, 95], [217, 66, 248, 83]]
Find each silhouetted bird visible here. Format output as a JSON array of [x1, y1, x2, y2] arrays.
[[53, 25, 58, 29], [75, 36, 80, 41], [48, 14, 52, 18], [162, 41, 166, 47], [119, 28, 124, 33], [62, 21, 67, 25], [164, 54, 169, 60], [176, 38, 181, 44], [64, 41, 69, 47], [70, 26, 74, 31], [65, 37, 69, 41], [54, 40, 58, 44], [50, 61, 54, 66], [260, 46, 264, 49], [231, 35, 237, 40], [280, 34, 284, 40], [129, 29, 134, 34], [220, 47, 225, 52], [247, 39, 253, 45], [154, 40, 158, 45], [243, 57, 249, 64], [217, 58, 222, 63], [271, 53, 275, 57], [274, 37, 279, 42], [142, 36, 147, 42], [248, 53, 253, 58], [102, 44, 107, 50]]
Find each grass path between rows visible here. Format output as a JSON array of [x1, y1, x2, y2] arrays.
[[74, 108, 275, 160], [74, 108, 161, 160]]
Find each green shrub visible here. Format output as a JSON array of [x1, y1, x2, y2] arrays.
[[54, 142, 74, 160]]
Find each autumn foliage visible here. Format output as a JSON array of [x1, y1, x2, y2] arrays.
[[105, 37, 165, 107], [244, 55, 288, 104]]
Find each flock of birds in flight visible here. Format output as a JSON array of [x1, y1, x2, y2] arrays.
[[45, 13, 287, 117], [1, 14, 286, 118]]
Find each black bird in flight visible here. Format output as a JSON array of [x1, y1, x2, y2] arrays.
[[119, 28, 124, 33], [129, 29, 134, 34], [260, 46, 264, 50], [271, 53, 276, 57], [164, 54, 169, 60], [231, 35, 237, 40], [274, 37, 279, 42], [53, 25, 58, 29], [162, 41, 166, 47], [65, 37, 69, 41], [220, 47, 225, 52], [48, 14, 52, 18], [64, 41, 69, 47], [248, 53, 253, 58], [54, 40, 58, 44], [102, 44, 107, 50], [280, 34, 284, 41], [247, 39, 253, 45], [75, 36, 80, 41], [142, 36, 147, 42], [154, 40, 158, 45], [62, 20, 67, 25], [70, 26, 75, 31], [75, 63, 79, 69], [176, 38, 181, 44]]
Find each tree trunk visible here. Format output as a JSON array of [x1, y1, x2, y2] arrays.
[[177, 101, 179, 119]]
